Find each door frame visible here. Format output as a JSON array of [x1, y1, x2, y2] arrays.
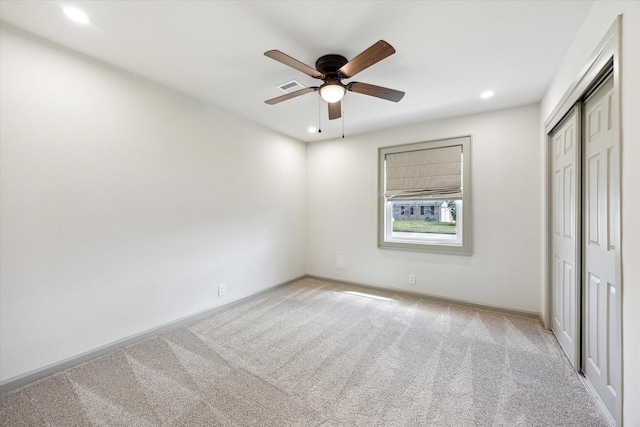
[[543, 16, 622, 425]]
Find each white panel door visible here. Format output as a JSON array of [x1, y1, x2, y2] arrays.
[[583, 75, 619, 417], [550, 107, 580, 368]]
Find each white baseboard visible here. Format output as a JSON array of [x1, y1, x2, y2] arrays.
[[305, 274, 542, 320], [0, 275, 304, 394], [1, 274, 542, 394]]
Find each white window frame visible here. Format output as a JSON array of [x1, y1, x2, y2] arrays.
[[378, 136, 472, 254]]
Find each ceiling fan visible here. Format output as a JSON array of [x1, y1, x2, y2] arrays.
[[264, 40, 405, 120]]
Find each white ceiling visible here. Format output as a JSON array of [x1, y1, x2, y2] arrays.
[[0, 1, 593, 142]]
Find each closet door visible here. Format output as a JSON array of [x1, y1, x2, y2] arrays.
[[583, 74, 619, 417], [549, 106, 580, 368]]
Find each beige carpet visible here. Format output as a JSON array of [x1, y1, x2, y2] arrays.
[[0, 278, 607, 426]]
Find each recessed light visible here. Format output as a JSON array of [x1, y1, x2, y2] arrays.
[[63, 7, 90, 24], [480, 90, 494, 99], [308, 126, 317, 133]]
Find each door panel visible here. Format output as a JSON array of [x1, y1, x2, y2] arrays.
[[550, 107, 580, 367], [583, 74, 618, 416], [587, 155, 600, 245]]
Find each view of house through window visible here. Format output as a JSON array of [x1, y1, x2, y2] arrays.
[[391, 200, 457, 235]]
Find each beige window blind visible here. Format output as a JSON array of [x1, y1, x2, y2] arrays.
[[385, 145, 462, 200]]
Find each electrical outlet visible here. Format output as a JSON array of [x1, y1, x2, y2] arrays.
[[218, 284, 226, 296], [409, 274, 416, 285], [336, 251, 348, 270]]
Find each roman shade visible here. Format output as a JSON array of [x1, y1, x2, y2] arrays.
[[385, 145, 462, 200]]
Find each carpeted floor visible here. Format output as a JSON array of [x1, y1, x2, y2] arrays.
[[0, 278, 607, 426]]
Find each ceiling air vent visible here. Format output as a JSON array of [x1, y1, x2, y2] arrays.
[[277, 80, 306, 94]]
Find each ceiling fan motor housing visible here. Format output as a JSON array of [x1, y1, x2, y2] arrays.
[[315, 54, 349, 81]]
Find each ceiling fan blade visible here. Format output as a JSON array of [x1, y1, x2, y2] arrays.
[[347, 82, 405, 102], [265, 87, 317, 105], [328, 100, 342, 120], [264, 50, 325, 79], [338, 40, 396, 78]]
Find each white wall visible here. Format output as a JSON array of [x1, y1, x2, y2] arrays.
[[539, 2, 640, 424], [307, 104, 541, 314], [0, 26, 307, 383]]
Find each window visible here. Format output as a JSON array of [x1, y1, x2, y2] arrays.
[[378, 136, 471, 254]]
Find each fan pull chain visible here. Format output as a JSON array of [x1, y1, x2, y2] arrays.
[[318, 95, 322, 133], [342, 108, 345, 138]]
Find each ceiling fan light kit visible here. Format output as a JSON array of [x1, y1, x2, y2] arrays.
[[264, 40, 404, 121], [319, 83, 345, 103]]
